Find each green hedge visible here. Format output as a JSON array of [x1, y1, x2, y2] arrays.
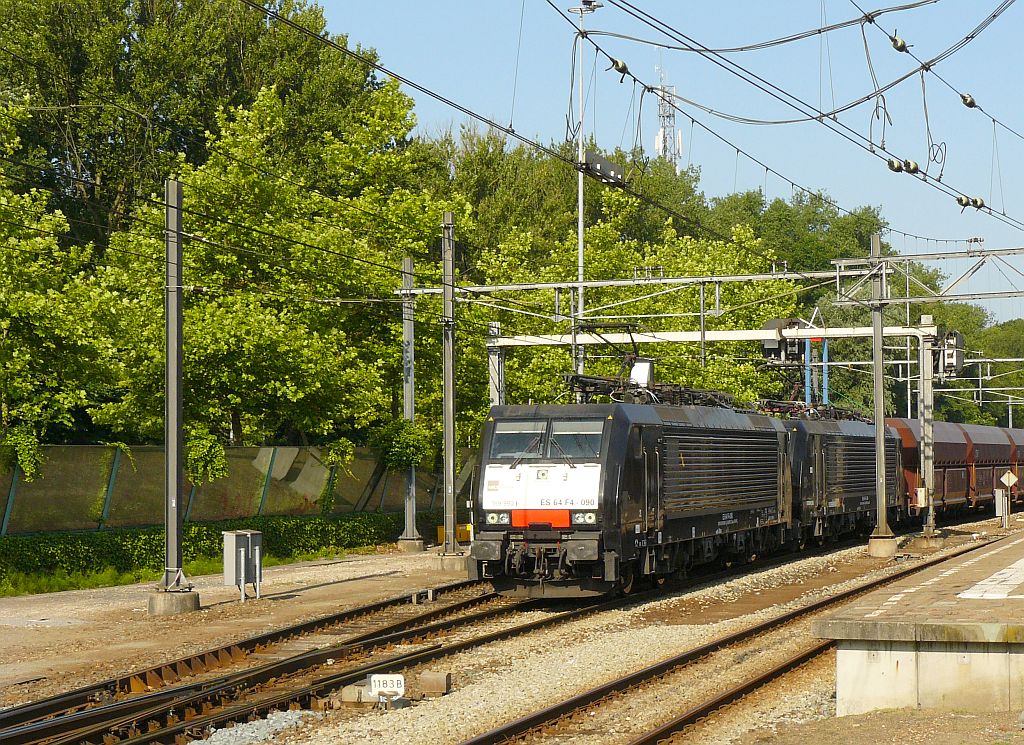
[[0, 511, 443, 582]]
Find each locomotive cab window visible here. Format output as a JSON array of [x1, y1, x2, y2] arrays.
[[490, 420, 547, 459], [548, 420, 604, 459]]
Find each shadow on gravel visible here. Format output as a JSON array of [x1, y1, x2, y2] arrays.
[[201, 570, 403, 608]]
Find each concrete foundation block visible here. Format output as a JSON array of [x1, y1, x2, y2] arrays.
[[918, 642, 1010, 710], [836, 641, 918, 716], [868, 536, 899, 558], [907, 533, 947, 551], [397, 538, 425, 553], [339, 683, 376, 705], [433, 553, 469, 573], [148, 591, 200, 617], [420, 671, 452, 697], [836, 640, 1024, 715]]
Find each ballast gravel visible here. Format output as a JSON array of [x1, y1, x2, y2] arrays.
[[187, 709, 318, 745], [262, 541, 961, 745], [697, 657, 837, 744]]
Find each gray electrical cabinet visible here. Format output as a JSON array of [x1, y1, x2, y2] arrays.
[[223, 530, 263, 587]]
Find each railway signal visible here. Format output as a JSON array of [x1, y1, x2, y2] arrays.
[[760, 318, 806, 364], [940, 331, 965, 378]]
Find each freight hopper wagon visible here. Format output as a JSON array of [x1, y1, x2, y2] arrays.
[[469, 404, 900, 598], [887, 418, 1024, 514]]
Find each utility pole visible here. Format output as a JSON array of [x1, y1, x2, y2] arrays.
[[398, 256, 423, 552], [919, 319, 937, 539], [822, 338, 830, 404], [441, 213, 461, 557], [906, 259, 913, 418], [571, 0, 600, 376], [804, 338, 812, 405], [868, 233, 897, 558], [699, 283, 707, 368], [149, 179, 199, 616], [488, 322, 506, 406]]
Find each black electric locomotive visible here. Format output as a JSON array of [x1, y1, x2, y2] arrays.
[[468, 402, 900, 598]]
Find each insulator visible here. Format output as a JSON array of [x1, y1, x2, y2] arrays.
[[956, 195, 971, 207], [890, 35, 908, 52], [961, 93, 977, 108], [887, 158, 903, 172], [903, 159, 919, 174], [972, 197, 985, 209]]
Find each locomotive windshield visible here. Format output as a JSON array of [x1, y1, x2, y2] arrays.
[[489, 419, 604, 461], [490, 420, 547, 459], [548, 420, 603, 458]]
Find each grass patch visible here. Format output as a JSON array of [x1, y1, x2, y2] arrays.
[[0, 567, 161, 596], [0, 546, 358, 598], [0, 511, 442, 598]]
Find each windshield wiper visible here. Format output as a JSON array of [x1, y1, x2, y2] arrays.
[[549, 437, 577, 468], [510, 433, 544, 469]]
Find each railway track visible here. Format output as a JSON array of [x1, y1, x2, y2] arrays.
[[5, 535, 990, 745], [0, 578, 492, 741], [1, 545, 834, 745], [624, 641, 831, 745], [461, 539, 991, 745], [1, 583, 657, 745]]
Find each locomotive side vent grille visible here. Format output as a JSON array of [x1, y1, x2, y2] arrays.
[[824, 435, 899, 502], [662, 428, 779, 513]]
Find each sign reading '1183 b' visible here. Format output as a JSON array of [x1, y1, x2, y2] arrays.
[[368, 674, 405, 699]]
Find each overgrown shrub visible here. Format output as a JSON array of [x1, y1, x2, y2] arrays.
[[0, 510, 443, 584], [369, 419, 435, 471]]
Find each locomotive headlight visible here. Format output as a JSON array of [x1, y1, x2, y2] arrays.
[[572, 512, 597, 525], [485, 512, 511, 525], [486, 513, 499, 525]]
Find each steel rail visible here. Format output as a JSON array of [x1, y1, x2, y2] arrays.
[[3, 590, 521, 745], [460, 540, 991, 745], [0, 578, 482, 731], [93, 592, 645, 745], [140, 540, 854, 745], [5, 552, 820, 745], [624, 640, 833, 745]]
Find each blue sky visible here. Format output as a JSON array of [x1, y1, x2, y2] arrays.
[[322, 1, 1024, 322]]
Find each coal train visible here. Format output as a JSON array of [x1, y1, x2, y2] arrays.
[[467, 401, 1022, 597]]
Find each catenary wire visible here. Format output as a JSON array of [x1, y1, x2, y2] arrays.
[[544, 1, 979, 248], [850, 0, 1024, 158], [0, 6, 932, 332], [587, 0, 937, 54], [603, 0, 1024, 233]]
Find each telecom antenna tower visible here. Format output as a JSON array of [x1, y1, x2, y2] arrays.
[[654, 65, 682, 170]]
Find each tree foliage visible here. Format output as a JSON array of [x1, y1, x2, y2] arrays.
[[0, 0, 1011, 482], [90, 86, 457, 467], [0, 109, 114, 477], [0, 0, 384, 245]]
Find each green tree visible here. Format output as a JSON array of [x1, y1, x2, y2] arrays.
[[91, 88, 460, 472], [0, 0, 385, 246], [459, 187, 799, 419], [0, 109, 113, 477]]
